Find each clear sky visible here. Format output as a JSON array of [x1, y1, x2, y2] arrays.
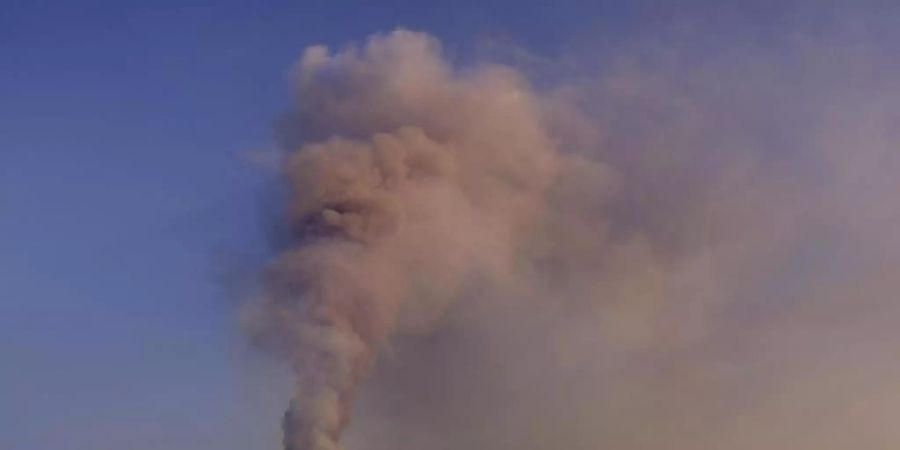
[[1, 1, 894, 450]]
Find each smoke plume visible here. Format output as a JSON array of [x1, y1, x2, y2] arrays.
[[246, 19, 900, 450]]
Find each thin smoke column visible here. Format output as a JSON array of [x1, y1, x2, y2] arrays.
[[248, 30, 616, 450]]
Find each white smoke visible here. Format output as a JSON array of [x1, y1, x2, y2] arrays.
[[245, 22, 900, 450]]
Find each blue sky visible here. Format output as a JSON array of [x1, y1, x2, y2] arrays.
[[0, 1, 889, 449]]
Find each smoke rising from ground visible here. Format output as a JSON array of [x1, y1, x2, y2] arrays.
[[246, 18, 900, 450]]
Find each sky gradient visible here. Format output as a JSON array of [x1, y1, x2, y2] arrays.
[[2, 2, 898, 450]]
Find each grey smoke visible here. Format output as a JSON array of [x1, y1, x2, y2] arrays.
[[246, 21, 900, 450]]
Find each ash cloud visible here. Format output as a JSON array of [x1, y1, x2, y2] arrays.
[[245, 17, 900, 450]]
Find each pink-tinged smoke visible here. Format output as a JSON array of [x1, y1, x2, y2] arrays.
[[245, 22, 900, 450]]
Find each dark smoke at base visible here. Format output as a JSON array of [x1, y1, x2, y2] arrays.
[[245, 20, 900, 450]]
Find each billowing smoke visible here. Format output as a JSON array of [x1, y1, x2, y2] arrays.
[[247, 30, 617, 449], [245, 19, 900, 450]]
